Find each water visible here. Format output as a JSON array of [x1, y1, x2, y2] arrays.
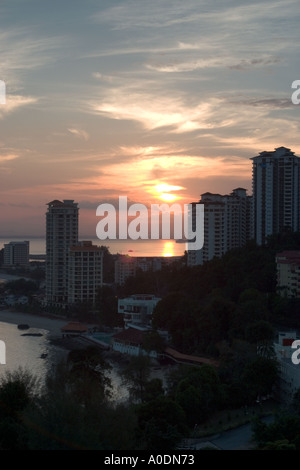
[[91, 332, 113, 344], [0, 313, 129, 402], [0, 321, 64, 388], [0, 237, 186, 258]]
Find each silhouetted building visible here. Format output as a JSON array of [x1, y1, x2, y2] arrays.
[[46, 199, 79, 307], [251, 147, 300, 245], [3, 241, 29, 267], [68, 241, 103, 305], [187, 188, 252, 266]]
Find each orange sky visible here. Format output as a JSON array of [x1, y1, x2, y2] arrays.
[[0, 0, 299, 237]]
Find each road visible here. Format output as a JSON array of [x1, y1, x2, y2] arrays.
[[194, 415, 274, 450]]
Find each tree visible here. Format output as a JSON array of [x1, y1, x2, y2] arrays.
[[143, 378, 165, 402], [96, 285, 120, 327], [67, 346, 112, 406], [5, 278, 38, 295], [245, 320, 276, 358], [242, 356, 278, 402], [121, 355, 151, 403], [0, 367, 39, 419], [252, 414, 300, 450], [0, 367, 39, 450], [100, 246, 115, 283], [142, 330, 166, 355], [174, 365, 224, 425], [137, 396, 188, 451]]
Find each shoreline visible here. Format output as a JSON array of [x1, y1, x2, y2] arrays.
[[0, 309, 69, 337]]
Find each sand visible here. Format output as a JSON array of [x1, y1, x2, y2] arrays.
[[0, 309, 69, 336]]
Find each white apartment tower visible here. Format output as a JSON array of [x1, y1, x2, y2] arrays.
[[68, 241, 103, 305], [187, 188, 252, 266], [46, 199, 79, 307], [251, 147, 300, 245]]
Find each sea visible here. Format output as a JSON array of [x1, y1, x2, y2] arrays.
[[0, 237, 186, 258], [0, 236, 185, 399], [0, 317, 129, 402], [0, 320, 59, 385]]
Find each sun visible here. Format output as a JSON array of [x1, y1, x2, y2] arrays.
[[154, 183, 184, 202]]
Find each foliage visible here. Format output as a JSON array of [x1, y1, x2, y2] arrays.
[[136, 396, 188, 451], [5, 278, 38, 295], [120, 355, 152, 403], [95, 285, 120, 327], [142, 330, 166, 354], [252, 412, 300, 450]]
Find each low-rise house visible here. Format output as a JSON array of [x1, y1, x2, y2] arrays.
[[118, 294, 161, 329], [111, 326, 158, 357], [274, 331, 300, 403]]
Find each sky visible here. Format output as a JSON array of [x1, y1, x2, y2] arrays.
[[0, 0, 299, 238]]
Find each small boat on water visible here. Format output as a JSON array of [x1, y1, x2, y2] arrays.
[[17, 324, 30, 330]]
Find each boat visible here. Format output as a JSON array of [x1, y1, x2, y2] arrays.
[[17, 324, 30, 330]]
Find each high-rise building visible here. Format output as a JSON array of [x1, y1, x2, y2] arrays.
[[68, 241, 103, 305], [251, 147, 300, 245], [187, 188, 252, 266], [3, 241, 29, 267], [275, 250, 300, 298], [114, 254, 137, 285], [46, 199, 79, 307]]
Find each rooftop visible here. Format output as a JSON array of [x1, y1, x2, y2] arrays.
[[61, 322, 88, 333]]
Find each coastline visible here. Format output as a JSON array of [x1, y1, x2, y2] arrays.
[[0, 309, 68, 337]]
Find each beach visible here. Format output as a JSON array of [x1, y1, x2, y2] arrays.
[[0, 309, 69, 337], [0, 308, 175, 402]]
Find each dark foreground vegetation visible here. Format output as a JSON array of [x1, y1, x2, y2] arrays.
[[1, 232, 300, 449]]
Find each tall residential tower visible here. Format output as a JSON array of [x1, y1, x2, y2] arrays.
[[187, 188, 252, 266], [251, 147, 300, 245], [46, 199, 79, 307]]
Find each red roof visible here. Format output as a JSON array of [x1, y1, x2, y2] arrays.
[[164, 347, 219, 367], [70, 245, 101, 252], [61, 322, 88, 333], [112, 328, 145, 345], [282, 338, 295, 346]]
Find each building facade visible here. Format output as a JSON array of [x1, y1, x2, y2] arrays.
[[114, 254, 137, 285], [46, 199, 79, 307], [118, 294, 161, 329], [3, 241, 29, 267], [187, 188, 252, 266], [251, 147, 300, 245], [68, 241, 103, 305], [274, 331, 300, 403], [276, 250, 300, 298]]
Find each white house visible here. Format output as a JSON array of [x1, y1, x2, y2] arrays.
[[118, 294, 161, 329], [274, 331, 300, 403]]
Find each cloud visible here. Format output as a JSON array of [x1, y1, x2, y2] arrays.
[[0, 28, 66, 85], [67, 128, 89, 141], [227, 98, 293, 108], [228, 57, 281, 71], [146, 54, 281, 73], [0, 154, 20, 163], [0, 95, 37, 118], [89, 88, 223, 133]]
